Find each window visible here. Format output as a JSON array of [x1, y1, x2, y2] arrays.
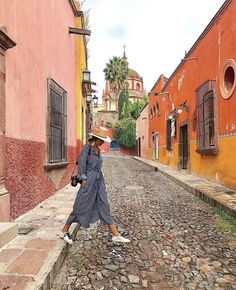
[[136, 83, 141, 91], [47, 79, 67, 163], [156, 102, 159, 115], [220, 59, 236, 99], [195, 80, 218, 154], [153, 106, 156, 116]]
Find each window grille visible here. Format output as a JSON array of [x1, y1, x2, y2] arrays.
[[195, 80, 218, 154], [166, 119, 172, 150], [47, 79, 67, 163]]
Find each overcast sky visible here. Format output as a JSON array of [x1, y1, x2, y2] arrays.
[[83, 0, 225, 100]]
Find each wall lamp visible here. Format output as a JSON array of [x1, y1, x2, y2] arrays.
[[177, 100, 189, 114], [168, 108, 177, 120]]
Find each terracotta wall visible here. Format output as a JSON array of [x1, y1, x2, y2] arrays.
[[120, 146, 136, 156], [148, 74, 167, 159], [148, 0, 236, 190]]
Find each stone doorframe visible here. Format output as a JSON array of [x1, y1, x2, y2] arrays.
[[0, 27, 16, 221]]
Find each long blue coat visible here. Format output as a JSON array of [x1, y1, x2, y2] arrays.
[[66, 144, 113, 228]]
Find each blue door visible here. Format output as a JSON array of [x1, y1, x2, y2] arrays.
[[110, 140, 119, 148]]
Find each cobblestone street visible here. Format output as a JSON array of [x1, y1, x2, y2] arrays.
[[52, 155, 236, 290]]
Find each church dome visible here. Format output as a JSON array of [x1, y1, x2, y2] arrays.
[[128, 68, 141, 79]]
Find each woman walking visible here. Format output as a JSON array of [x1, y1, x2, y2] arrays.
[[61, 126, 130, 245]]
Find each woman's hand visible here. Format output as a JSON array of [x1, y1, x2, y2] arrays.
[[82, 179, 87, 186]]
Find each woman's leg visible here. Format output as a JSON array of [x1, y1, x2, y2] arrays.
[[109, 223, 130, 243], [62, 223, 71, 233], [61, 222, 81, 245], [62, 222, 81, 233], [61, 223, 73, 244], [108, 223, 119, 236]]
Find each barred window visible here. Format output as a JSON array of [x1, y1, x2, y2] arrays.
[[166, 119, 172, 150], [47, 79, 67, 163], [195, 80, 218, 154]]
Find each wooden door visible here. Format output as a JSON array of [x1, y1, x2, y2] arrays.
[[179, 124, 188, 169]]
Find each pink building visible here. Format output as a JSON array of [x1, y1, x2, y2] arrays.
[[0, 0, 81, 220], [136, 104, 149, 158]]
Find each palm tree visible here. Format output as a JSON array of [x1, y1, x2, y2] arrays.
[[103, 56, 129, 103]]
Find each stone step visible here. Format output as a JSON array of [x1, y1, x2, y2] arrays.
[[0, 222, 18, 249]]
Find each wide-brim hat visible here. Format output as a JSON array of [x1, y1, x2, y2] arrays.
[[89, 126, 111, 143]]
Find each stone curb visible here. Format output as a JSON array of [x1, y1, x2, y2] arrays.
[[132, 157, 236, 219], [0, 185, 79, 290], [0, 222, 18, 248], [26, 225, 78, 290]]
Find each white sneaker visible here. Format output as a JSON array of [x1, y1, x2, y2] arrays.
[[112, 235, 130, 243], [61, 232, 73, 244]]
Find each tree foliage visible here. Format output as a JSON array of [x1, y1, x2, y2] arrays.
[[121, 101, 131, 119], [114, 94, 148, 148], [129, 95, 148, 120], [103, 56, 128, 99], [118, 90, 129, 119], [103, 55, 148, 149], [113, 118, 136, 149]]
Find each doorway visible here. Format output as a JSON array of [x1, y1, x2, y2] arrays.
[[179, 124, 188, 169], [152, 132, 159, 160], [136, 138, 141, 156]]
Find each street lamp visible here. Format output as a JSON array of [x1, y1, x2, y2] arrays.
[[92, 95, 98, 107], [82, 69, 91, 98], [86, 93, 92, 102], [82, 69, 91, 82]]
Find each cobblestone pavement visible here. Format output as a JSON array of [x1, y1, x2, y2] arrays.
[[51, 155, 236, 290]]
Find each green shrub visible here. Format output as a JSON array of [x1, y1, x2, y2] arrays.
[[118, 90, 129, 119], [114, 118, 136, 148]]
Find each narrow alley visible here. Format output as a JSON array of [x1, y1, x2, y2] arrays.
[[52, 155, 236, 290]]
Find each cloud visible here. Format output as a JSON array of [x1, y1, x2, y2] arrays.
[[84, 0, 225, 97], [106, 26, 126, 39]]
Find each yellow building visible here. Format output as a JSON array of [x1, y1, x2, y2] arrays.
[[71, 0, 89, 153]]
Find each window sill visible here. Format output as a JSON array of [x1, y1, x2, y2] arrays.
[[44, 162, 70, 171], [196, 148, 219, 155]]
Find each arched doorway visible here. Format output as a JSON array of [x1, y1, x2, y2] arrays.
[[110, 140, 119, 149]]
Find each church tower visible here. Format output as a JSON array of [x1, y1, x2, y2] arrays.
[[94, 47, 146, 127], [102, 46, 145, 111]]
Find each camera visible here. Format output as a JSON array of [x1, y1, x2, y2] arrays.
[[70, 175, 82, 187]]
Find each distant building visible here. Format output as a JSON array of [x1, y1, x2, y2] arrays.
[[102, 64, 145, 112], [96, 50, 145, 129], [136, 104, 149, 158]]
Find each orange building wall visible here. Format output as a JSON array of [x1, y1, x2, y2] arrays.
[[149, 74, 168, 159], [148, 0, 236, 190]]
